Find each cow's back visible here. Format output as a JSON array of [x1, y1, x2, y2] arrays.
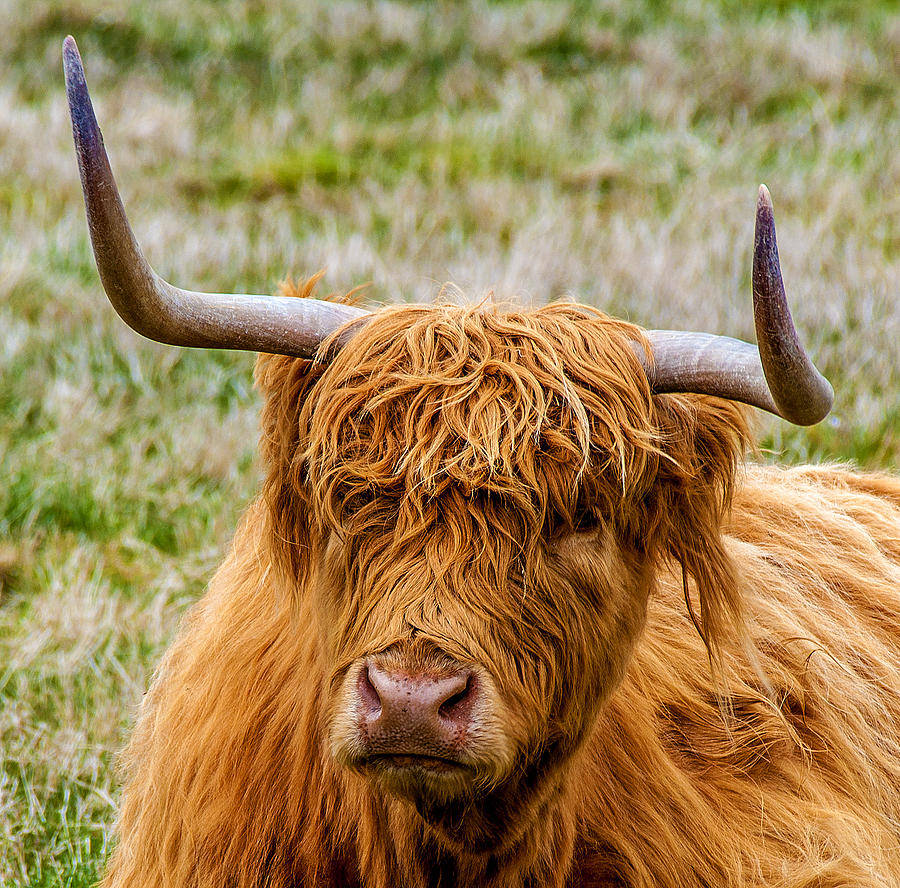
[[576, 464, 900, 888]]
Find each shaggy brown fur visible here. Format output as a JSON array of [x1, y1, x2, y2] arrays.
[[103, 288, 900, 888]]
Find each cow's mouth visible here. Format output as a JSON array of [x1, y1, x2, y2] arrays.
[[352, 751, 479, 802], [366, 753, 471, 774]]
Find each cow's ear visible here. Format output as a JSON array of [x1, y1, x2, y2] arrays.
[[255, 353, 324, 472], [256, 353, 325, 589], [648, 395, 753, 657]]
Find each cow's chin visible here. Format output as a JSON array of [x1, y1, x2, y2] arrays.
[[337, 741, 574, 856]]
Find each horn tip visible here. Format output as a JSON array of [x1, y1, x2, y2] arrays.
[[62, 36, 81, 75], [63, 33, 102, 160], [63, 36, 88, 101], [754, 184, 777, 252]]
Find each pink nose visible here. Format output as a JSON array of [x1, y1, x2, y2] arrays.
[[357, 660, 477, 759]]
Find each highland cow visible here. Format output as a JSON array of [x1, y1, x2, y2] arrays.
[[64, 37, 900, 888]]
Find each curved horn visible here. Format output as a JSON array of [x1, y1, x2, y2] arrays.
[[63, 36, 368, 358], [642, 185, 833, 425]]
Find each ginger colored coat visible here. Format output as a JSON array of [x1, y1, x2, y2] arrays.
[[103, 300, 900, 888]]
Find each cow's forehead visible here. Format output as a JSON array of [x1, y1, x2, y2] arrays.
[[295, 302, 661, 530]]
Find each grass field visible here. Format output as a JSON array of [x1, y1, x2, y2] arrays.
[[1, 1, 899, 884]]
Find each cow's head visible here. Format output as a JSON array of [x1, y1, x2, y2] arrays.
[[255, 299, 757, 833], [63, 36, 833, 848]]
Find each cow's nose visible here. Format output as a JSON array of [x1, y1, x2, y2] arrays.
[[357, 660, 477, 757]]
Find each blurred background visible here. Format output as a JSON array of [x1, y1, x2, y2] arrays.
[[1, 1, 898, 883]]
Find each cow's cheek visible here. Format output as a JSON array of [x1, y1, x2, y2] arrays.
[[306, 531, 353, 664], [545, 530, 654, 739]]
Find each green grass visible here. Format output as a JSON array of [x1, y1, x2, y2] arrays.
[[2, 0, 900, 883]]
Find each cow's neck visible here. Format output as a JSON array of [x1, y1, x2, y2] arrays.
[[313, 735, 582, 888], [399, 777, 579, 888]]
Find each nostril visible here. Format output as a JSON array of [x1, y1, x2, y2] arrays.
[[438, 682, 469, 718], [439, 686, 468, 715], [358, 664, 382, 718], [438, 673, 476, 722]]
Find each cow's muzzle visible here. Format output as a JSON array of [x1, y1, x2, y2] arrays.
[[330, 650, 516, 801], [355, 659, 479, 769]]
